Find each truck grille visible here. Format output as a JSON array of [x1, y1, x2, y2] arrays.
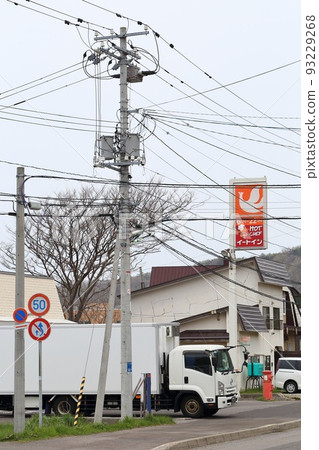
[[226, 386, 237, 395]]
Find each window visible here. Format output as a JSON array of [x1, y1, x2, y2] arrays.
[[184, 351, 212, 375], [273, 307, 281, 330], [262, 306, 271, 329], [278, 359, 301, 371], [211, 349, 234, 373]]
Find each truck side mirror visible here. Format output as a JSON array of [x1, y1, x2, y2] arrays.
[[243, 351, 249, 367]]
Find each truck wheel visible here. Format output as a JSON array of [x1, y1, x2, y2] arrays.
[[52, 396, 76, 415], [284, 380, 298, 394], [181, 395, 204, 418]]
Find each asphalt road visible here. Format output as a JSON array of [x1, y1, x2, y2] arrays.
[[196, 428, 301, 450], [0, 399, 301, 449]]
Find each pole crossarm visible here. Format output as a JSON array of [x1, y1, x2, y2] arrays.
[[95, 31, 149, 42]]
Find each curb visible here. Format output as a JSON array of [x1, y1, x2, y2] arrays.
[[240, 392, 301, 400], [151, 420, 301, 450]]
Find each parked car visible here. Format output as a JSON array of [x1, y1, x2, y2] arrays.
[[275, 357, 301, 394]]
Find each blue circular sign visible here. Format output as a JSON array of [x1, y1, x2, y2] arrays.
[[13, 308, 28, 323]]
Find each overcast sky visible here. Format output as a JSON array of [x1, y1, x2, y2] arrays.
[[0, 0, 309, 276]]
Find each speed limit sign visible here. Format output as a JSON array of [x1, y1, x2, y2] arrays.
[[28, 293, 50, 317]]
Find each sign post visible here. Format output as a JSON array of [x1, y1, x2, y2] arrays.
[[28, 294, 51, 427], [228, 177, 267, 376]]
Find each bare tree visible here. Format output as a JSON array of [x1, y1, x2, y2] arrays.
[[0, 179, 192, 322]]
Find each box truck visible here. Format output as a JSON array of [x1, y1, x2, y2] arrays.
[[0, 323, 244, 418]]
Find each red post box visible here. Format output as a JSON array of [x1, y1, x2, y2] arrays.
[[262, 370, 273, 400]]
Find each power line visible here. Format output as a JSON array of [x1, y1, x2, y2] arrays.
[[145, 109, 301, 121], [138, 71, 300, 150], [0, 113, 112, 133], [143, 108, 300, 139], [131, 87, 301, 175], [150, 231, 293, 305], [146, 61, 301, 108], [152, 63, 301, 141], [0, 104, 117, 126], [173, 218, 300, 263], [152, 132, 300, 231], [0, 158, 118, 180], [130, 182, 301, 189], [133, 115, 301, 197], [81, 1, 300, 144], [144, 116, 300, 178], [159, 221, 301, 282], [5, 0, 112, 33], [0, 62, 84, 100]]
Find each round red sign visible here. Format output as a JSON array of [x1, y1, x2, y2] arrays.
[[28, 293, 50, 317], [28, 317, 51, 341]]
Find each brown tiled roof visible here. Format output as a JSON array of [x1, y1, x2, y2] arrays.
[[149, 263, 226, 287], [237, 304, 268, 333]]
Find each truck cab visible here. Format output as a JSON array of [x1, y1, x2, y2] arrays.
[[167, 344, 239, 418]]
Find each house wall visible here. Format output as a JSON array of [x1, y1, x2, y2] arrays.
[[132, 263, 284, 326], [132, 272, 226, 323], [131, 262, 286, 387], [131, 265, 257, 323], [179, 314, 227, 331], [0, 272, 68, 324]]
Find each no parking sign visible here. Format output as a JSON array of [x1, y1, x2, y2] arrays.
[[12, 307, 28, 323]]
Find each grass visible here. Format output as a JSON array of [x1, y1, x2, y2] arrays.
[[0, 413, 174, 442], [240, 388, 283, 394]]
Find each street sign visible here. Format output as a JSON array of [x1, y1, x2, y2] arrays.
[[28, 318, 51, 341], [230, 177, 268, 250], [28, 293, 50, 317], [13, 308, 28, 323]]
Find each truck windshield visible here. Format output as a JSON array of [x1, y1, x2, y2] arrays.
[[211, 350, 234, 373]]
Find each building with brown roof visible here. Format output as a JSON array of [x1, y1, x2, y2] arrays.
[[131, 257, 300, 389]]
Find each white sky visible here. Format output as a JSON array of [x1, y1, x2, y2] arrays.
[[0, 0, 304, 275]]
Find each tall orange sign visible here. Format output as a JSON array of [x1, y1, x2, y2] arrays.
[[230, 178, 267, 250]]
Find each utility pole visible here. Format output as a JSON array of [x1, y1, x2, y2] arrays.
[[118, 26, 133, 420], [14, 166, 25, 433], [90, 26, 149, 420], [94, 236, 120, 422]]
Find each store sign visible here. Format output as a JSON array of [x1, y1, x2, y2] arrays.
[[230, 178, 267, 250]]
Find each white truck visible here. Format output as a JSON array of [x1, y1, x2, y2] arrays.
[[0, 323, 245, 418]]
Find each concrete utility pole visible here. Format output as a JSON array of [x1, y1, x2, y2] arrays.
[[118, 26, 133, 420], [91, 25, 149, 420], [14, 166, 25, 433], [94, 236, 120, 422]]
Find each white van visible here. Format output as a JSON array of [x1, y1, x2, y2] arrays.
[[275, 357, 301, 393]]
